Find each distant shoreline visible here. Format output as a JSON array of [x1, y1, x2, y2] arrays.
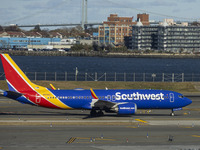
[[1, 50, 200, 58]]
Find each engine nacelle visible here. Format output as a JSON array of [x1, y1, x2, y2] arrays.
[[116, 103, 137, 115]]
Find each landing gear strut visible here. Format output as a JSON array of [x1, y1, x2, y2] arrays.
[[90, 109, 97, 117], [97, 110, 104, 116], [90, 109, 104, 117], [170, 109, 175, 116]]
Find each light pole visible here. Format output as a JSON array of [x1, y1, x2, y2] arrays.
[[152, 73, 156, 82]]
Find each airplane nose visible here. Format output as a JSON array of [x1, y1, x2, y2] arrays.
[[185, 97, 192, 106]]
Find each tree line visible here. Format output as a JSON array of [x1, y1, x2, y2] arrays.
[[0, 25, 98, 38]]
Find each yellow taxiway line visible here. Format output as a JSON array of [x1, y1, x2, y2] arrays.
[[192, 135, 200, 138], [135, 119, 148, 124]]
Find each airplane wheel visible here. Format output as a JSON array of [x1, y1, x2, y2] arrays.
[[97, 110, 104, 116], [90, 109, 97, 117], [170, 109, 175, 116]]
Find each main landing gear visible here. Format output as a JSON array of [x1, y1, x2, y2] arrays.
[[90, 109, 104, 117]]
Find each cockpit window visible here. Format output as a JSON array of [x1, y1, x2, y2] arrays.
[[178, 95, 184, 98]]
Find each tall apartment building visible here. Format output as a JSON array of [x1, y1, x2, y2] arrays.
[[98, 13, 149, 46], [157, 25, 200, 52], [131, 20, 200, 52], [131, 20, 157, 50]]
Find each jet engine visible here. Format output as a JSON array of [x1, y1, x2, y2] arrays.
[[115, 103, 137, 115]]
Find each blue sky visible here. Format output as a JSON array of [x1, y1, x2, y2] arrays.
[[0, 0, 200, 26]]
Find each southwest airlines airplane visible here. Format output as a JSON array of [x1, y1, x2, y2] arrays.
[[0, 54, 192, 116]]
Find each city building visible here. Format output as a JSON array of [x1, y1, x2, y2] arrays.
[[0, 31, 25, 38], [159, 19, 189, 27], [0, 37, 60, 49], [49, 38, 76, 45], [157, 25, 200, 52], [0, 31, 77, 49], [131, 19, 200, 52], [98, 13, 149, 46], [0, 31, 64, 38], [131, 19, 158, 50], [137, 14, 150, 25]]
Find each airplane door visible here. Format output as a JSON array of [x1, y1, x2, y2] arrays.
[[36, 94, 41, 104], [169, 93, 174, 102]]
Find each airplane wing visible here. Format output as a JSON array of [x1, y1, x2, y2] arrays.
[[92, 99, 116, 110], [90, 88, 116, 111]]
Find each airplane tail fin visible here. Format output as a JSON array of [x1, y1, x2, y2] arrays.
[[0, 54, 72, 109], [0, 54, 40, 92]]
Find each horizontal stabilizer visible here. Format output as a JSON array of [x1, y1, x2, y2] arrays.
[[0, 89, 5, 95], [4, 91, 23, 99]]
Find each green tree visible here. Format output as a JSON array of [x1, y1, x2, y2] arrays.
[[5, 25, 21, 32]]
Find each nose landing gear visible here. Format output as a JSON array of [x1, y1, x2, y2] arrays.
[[170, 109, 175, 116]]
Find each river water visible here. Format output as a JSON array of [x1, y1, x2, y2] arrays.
[[0, 56, 199, 73]]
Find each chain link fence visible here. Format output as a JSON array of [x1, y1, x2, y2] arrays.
[[1, 72, 200, 82]]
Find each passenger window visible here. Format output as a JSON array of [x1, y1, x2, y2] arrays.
[[107, 95, 111, 101], [112, 95, 115, 101]]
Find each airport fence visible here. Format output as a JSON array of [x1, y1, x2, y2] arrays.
[[1, 72, 200, 82]]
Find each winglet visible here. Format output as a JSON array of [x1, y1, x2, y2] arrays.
[[90, 88, 98, 100], [50, 84, 56, 90]]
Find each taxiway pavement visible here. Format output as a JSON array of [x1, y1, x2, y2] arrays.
[[0, 96, 200, 150]]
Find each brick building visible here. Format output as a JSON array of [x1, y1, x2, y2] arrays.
[[98, 13, 149, 46]]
